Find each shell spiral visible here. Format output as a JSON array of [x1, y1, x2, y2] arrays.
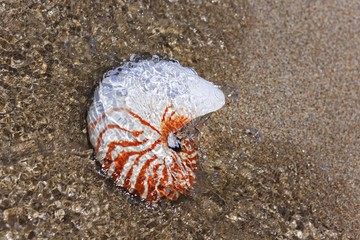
[[87, 57, 225, 201]]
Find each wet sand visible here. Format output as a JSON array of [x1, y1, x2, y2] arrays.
[[1, 0, 359, 239]]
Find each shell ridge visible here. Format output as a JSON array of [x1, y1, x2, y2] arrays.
[[88, 107, 161, 135]]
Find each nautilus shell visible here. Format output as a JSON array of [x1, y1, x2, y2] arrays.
[[87, 55, 225, 201]]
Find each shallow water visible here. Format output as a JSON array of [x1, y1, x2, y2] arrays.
[[1, 0, 359, 239]]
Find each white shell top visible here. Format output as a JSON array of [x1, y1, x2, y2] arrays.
[[87, 57, 225, 201]]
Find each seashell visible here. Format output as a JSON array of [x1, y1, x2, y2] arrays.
[[87, 55, 225, 201]]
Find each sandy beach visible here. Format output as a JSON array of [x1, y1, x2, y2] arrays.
[[1, 0, 359, 239]]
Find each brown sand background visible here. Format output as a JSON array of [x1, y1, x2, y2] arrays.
[[1, 0, 359, 239]]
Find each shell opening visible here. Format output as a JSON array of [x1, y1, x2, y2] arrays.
[[167, 132, 181, 152]]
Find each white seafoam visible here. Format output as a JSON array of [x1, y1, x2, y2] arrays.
[[87, 58, 225, 200]]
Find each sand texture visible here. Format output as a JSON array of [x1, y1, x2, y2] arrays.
[[1, 0, 359, 239]]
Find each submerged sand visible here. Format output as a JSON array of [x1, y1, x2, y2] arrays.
[[1, 0, 359, 239]]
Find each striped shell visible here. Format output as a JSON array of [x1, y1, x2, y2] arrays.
[[87, 56, 225, 201]]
